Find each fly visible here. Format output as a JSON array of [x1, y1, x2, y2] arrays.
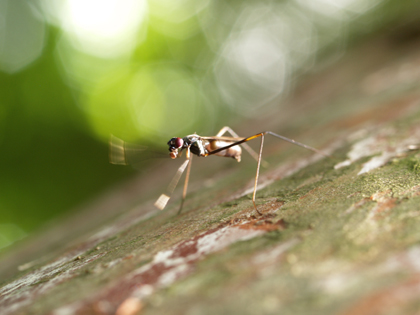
[[110, 126, 330, 215]]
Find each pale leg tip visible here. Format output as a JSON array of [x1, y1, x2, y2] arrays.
[[154, 194, 170, 210]]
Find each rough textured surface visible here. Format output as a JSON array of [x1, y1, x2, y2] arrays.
[[2, 35, 420, 315]]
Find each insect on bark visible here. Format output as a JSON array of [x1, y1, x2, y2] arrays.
[[110, 126, 329, 215]]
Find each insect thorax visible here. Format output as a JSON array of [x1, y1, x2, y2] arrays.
[[183, 135, 208, 157]]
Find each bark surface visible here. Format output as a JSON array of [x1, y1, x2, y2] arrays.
[[2, 34, 420, 315]]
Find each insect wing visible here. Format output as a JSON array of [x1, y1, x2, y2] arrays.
[[109, 135, 165, 169], [109, 135, 129, 165]]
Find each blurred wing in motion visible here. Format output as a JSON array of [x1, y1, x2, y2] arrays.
[[109, 135, 165, 169]]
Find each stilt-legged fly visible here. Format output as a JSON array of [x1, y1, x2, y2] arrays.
[[110, 126, 329, 215]]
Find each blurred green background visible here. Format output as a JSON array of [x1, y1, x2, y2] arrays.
[[0, 0, 419, 249]]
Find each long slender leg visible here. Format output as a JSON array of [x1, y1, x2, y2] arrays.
[[154, 147, 191, 210], [216, 126, 266, 165], [252, 134, 264, 215], [206, 131, 330, 158], [265, 132, 330, 158], [205, 131, 330, 214], [178, 153, 192, 214], [215, 126, 231, 137]]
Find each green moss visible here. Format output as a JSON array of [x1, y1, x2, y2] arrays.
[[394, 155, 420, 174]]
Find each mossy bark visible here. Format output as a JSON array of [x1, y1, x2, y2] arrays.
[[2, 34, 420, 315]]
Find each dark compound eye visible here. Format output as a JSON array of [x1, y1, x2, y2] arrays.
[[168, 137, 183, 149], [174, 137, 183, 148]]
